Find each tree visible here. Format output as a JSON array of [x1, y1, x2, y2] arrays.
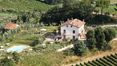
[[12, 52, 20, 64], [21, 14, 29, 23], [62, 0, 78, 7], [20, 12, 32, 23], [96, 0, 110, 14], [86, 30, 96, 50], [0, 57, 16, 66], [95, 27, 105, 42], [104, 28, 116, 42], [40, 0, 95, 25], [73, 40, 87, 56], [0, 52, 20, 66], [78, 0, 96, 18], [95, 27, 108, 50], [31, 40, 39, 46]]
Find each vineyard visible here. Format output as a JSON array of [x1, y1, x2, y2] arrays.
[[73, 53, 117, 66]]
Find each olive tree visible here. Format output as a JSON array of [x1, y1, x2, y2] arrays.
[[95, 27, 108, 50], [73, 40, 88, 56], [86, 30, 96, 50], [104, 28, 116, 42]]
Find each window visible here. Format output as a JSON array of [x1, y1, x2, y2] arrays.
[[64, 30, 66, 33], [73, 30, 75, 34], [73, 36, 75, 39]]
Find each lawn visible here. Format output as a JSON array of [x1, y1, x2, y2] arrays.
[[10, 27, 40, 45], [0, 13, 17, 23], [109, 0, 117, 14], [105, 5, 117, 14], [19, 51, 65, 66]]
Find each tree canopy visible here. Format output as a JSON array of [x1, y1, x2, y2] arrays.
[[95, 0, 110, 14], [73, 40, 87, 56], [40, 0, 96, 25], [86, 30, 96, 50], [104, 28, 116, 42], [86, 27, 115, 51]]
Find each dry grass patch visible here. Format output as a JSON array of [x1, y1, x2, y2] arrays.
[[110, 40, 117, 51]]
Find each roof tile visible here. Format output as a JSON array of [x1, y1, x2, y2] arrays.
[[62, 19, 85, 28]]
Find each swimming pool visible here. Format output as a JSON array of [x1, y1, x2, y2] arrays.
[[7, 45, 30, 53]]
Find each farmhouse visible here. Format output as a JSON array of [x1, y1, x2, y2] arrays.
[[60, 19, 86, 40]]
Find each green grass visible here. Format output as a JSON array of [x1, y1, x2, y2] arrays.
[[44, 26, 58, 32], [20, 52, 65, 66], [104, 5, 117, 14], [9, 25, 58, 45], [0, 13, 17, 22], [0, 0, 52, 12], [10, 28, 39, 45]]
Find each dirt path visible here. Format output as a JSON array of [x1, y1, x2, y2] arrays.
[[113, 38, 117, 40], [101, 24, 117, 28], [62, 38, 117, 66], [57, 44, 73, 52]]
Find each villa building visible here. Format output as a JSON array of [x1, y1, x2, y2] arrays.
[[60, 19, 86, 40]]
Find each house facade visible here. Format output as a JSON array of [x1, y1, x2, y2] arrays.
[[60, 19, 86, 40]]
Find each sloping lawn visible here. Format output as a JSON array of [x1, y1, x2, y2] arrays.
[[19, 52, 65, 66], [0, 13, 17, 22], [0, 0, 52, 12]]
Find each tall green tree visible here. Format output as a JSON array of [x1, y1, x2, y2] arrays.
[[21, 13, 30, 23], [0, 57, 16, 66], [95, 27, 108, 50], [104, 28, 116, 42], [86, 30, 96, 50], [73, 40, 87, 56], [12, 52, 20, 64]]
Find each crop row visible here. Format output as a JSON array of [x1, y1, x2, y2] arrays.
[[72, 53, 117, 66]]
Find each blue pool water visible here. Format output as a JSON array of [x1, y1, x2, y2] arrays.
[[7, 45, 30, 53]]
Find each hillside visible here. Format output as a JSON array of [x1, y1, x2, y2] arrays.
[[0, 0, 52, 12], [111, 0, 117, 4]]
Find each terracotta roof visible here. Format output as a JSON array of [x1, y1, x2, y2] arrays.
[[4, 22, 18, 30], [61, 19, 85, 28]]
